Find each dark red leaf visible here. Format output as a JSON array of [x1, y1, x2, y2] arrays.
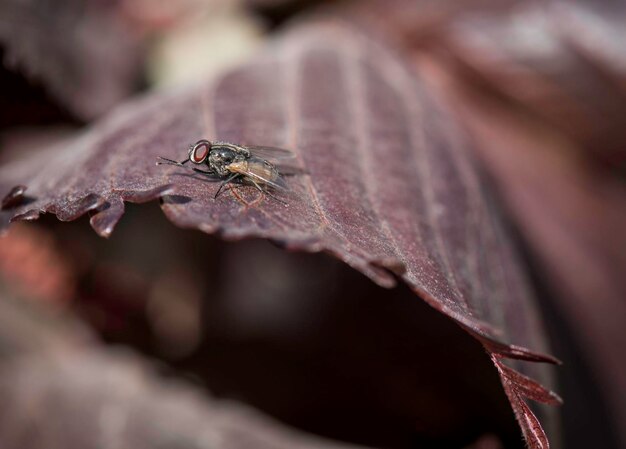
[[0, 21, 560, 448], [342, 2, 625, 444], [345, 1, 626, 170], [0, 0, 144, 120], [399, 3, 626, 445], [425, 82, 626, 449]]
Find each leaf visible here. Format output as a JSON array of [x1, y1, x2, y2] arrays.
[[424, 76, 626, 449], [393, 2, 626, 446], [344, 0, 626, 170], [0, 21, 560, 448], [0, 0, 144, 120], [339, 1, 626, 443], [425, 2, 626, 172]]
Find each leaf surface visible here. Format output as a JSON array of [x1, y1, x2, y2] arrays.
[[396, 2, 626, 445], [0, 20, 560, 448]]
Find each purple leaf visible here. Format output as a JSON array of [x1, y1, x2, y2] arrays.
[[0, 21, 560, 448], [402, 2, 626, 445], [428, 2, 626, 171], [426, 77, 626, 449]]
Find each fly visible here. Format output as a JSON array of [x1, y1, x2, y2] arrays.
[[157, 140, 295, 204]]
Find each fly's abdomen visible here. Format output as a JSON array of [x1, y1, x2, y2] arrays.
[[226, 158, 281, 186], [249, 160, 280, 183]]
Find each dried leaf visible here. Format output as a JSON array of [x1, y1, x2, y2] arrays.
[[0, 0, 144, 120], [0, 21, 560, 448]]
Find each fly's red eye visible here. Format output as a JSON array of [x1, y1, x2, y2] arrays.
[[191, 141, 211, 163]]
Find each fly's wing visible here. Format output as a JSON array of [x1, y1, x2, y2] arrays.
[[273, 164, 307, 177], [244, 145, 296, 162], [227, 158, 288, 191], [245, 146, 305, 178]]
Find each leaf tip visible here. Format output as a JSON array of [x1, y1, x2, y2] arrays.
[[376, 257, 407, 277], [483, 339, 561, 365], [10, 209, 41, 223], [2, 185, 28, 210], [89, 200, 125, 238]]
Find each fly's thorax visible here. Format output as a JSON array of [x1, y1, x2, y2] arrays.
[[208, 146, 246, 176], [210, 142, 250, 157]]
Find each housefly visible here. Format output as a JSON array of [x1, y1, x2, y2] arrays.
[[157, 140, 295, 203]]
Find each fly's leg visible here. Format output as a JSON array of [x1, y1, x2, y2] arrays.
[[249, 179, 287, 205], [156, 156, 189, 166], [158, 158, 215, 178], [214, 173, 240, 199]]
